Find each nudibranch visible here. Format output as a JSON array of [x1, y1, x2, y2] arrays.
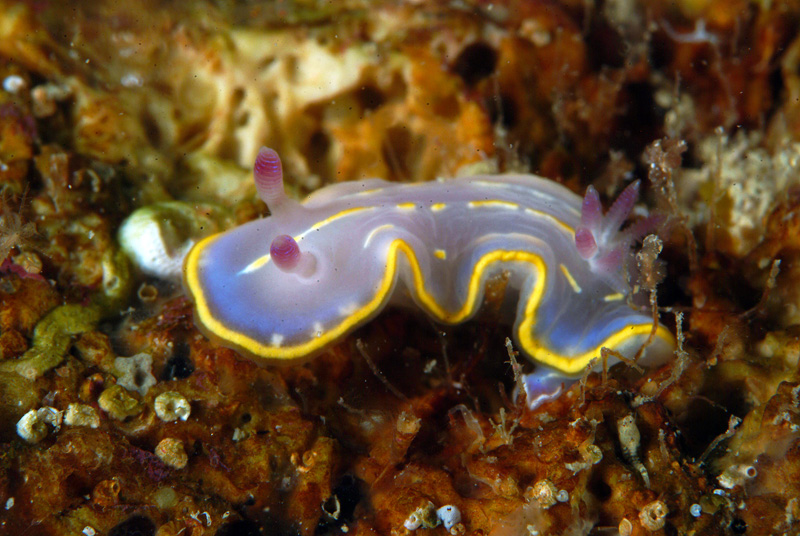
[[184, 148, 675, 407]]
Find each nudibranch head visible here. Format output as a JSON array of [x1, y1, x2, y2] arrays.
[[184, 147, 675, 398], [575, 181, 640, 276]]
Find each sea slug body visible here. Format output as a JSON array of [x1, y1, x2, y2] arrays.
[[184, 148, 675, 406]]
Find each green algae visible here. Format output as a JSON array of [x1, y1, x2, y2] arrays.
[[0, 248, 132, 380]]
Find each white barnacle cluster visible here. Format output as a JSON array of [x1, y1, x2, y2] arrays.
[[16, 406, 63, 444], [403, 501, 464, 534], [16, 403, 102, 444]]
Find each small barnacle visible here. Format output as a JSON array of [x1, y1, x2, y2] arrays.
[[2, 74, 26, 94], [155, 438, 188, 469], [556, 490, 569, 503], [690, 503, 702, 517], [16, 407, 62, 444], [403, 512, 421, 531], [290, 450, 318, 473], [436, 505, 462, 532], [619, 518, 633, 536], [98, 384, 144, 420], [617, 414, 650, 488], [493, 474, 521, 498], [639, 500, 668, 531], [137, 282, 158, 302], [404, 501, 439, 531], [114, 353, 157, 396], [717, 463, 758, 489], [528, 479, 558, 509], [154, 391, 191, 422], [64, 403, 100, 428]]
